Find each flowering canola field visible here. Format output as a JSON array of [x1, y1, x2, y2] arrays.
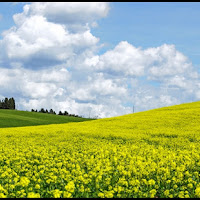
[[0, 101, 200, 198]]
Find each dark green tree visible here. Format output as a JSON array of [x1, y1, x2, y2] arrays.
[[64, 111, 68, 116], [39, 108, 45, 113], [58, 111, 63, 115], [8, 98, 15, 109], [4, 98, 9, 109], [11, 97, 15, 109], [49, 109, 54, 114], [1, 100, 5, 109]]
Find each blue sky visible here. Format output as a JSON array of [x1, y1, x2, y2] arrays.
[[91, 2, 200, 67], [0, 3, 25, 34], [2, 2, 200, 65], [0, 2, 200, 117]]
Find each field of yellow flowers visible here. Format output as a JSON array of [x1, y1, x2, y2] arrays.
[[0, 101, 200, 198]]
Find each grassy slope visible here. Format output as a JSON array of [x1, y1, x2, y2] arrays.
[[1, 101, 200, 146], [0, 109, 93, 128], [57, 100, 200, 148]]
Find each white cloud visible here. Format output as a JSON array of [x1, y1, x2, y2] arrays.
[[80, 42, 195, 81], [13, 2, 109, 31], [1, 15, 99, 68], [0, 2, 200, 118], [21, 82, 57, 98], [94, 41, 146, 76], [0, 3, 104, 70], [146, 44, 193, 80]]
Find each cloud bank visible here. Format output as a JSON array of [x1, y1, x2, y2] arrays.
[[0, 2, 199, 118]]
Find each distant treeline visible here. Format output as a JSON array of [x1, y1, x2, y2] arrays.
[[0, 97, 84, 118], [0, 97, 15, 109], [31, 108, 81, 118]]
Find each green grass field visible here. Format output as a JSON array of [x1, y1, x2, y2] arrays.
[[0, 109, 93, 128]]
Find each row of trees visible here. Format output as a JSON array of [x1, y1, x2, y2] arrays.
[[0, 97, 82, 118], [31, 108, 56, 115], [0, 97, 15, 109], [31, 108, 81, 118]]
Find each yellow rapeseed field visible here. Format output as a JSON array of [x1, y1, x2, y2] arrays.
[[0, 101, 200, 198]]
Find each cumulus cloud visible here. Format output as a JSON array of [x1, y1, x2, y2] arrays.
[[0, 2, 106, 69], [80, 41, 200, 113], [82, 41, 146, 77], [13, 2, 109, 31], [146, 44, 193, 80], [0, 2, 200, 118], [83, 42, 194, 79], [1, 15, 99, 68]]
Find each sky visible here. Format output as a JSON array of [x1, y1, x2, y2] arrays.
[[0, 2, 200, 118]]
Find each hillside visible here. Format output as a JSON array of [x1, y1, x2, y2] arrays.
[[0, 109, 93, 128], [0, 101, 200, 198]]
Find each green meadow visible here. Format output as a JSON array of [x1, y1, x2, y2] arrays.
[[0, 109, 93, 128]]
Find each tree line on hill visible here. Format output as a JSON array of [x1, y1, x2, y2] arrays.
[[31, 108, 81, 118], [0, 97, 15, 109], [0, 97, 83, 118]]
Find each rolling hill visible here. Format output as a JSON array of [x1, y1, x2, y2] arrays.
[[0, 101, 200, 198], [0, 109, 93, 128]]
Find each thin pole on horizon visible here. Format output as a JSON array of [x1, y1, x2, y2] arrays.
[[88, 107, 92, 118]]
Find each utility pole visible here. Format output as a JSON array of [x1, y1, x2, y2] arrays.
[[88, 106, 92, 118]]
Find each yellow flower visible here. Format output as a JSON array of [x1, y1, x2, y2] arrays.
[[164, 190, 170, 197], [173, 185, 178, 189], [98, 192, 104, 198], [35, 184, 40, 190], [65, 181, 75, 193], [19, 177, 30, 187], [27, 192, 40, 198], [195, 187, 200, 197], [185, 194, 190, 198], [178, 191, 184, 198], [0, 193, 6, 198], [53, 189, 62, 198], [9, 185, 15, 190], [79, 185, 84, 193], [63, 191, 72, 198], [149, 189, 157, 198], [148, 179, 155, 186], [105, 191, 113, 198]]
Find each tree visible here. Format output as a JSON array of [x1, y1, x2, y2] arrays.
[[64, 111, 68, 116], [8, 97, 15, 109], [45, 109, 49, 114], [12, 97, 15, 109], [39, 108, 45, 113], [58, 111, 63, 115], [4, 98, 9, 109], [31, 109, 35, 112], [49, 109, 54, 114], [0, 97, 15, 110], [1, 100, 5, 109]]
